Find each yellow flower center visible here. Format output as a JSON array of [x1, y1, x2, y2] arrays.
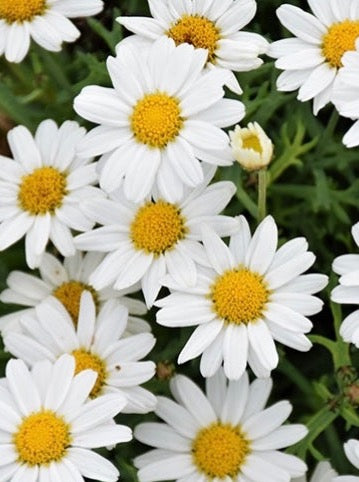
[[72, 349, 107, 398], [18, 167, 67, 215], [242, 134, 263, 154], [130, 200, 187, 256], [131, 93, 183, 148], [210, 268, 269, 324], [53, 281, 99, 325], [14, 410, 71, 466], [0, 0, 46, 23], [167, 14, 220, 62], [322, 20, 359, 68], [192, 423, 250, 479]]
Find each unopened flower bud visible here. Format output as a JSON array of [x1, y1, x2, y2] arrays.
[[229, 122, 273, 171]]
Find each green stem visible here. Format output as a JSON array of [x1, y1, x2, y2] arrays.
[[278, 358, 317, 407], [257, 168, 267, 222]]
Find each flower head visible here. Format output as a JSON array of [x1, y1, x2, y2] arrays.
[[331, 222, 359, 348], [269, 1, 359, 114], [117, 0, 268, 94], [0, 0, 103, 62], [5, 291, 157, 413], [135, 369, 307, 481], [230, 122, 273, 171], [156, 215, 328, 379], [0, 354, 131, 481], [0, 250, 149, 336], [74, 37, 245, 202], [0, 120, 102, 268]]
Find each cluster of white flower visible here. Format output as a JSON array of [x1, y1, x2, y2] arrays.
[[270, 0, 359, 148], [0, 0, 358, 481]]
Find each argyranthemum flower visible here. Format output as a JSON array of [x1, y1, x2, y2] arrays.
[[293, 462, 337, 482], [0, 250, 149, 336], [134, 369, 308, 481], [331, 222, 359, 348], [5, 291, 157, 414], [74, 171, 238, 307], [269, 0, 359, 114], [344, 440, 359, 473], [73, 37, 245, 202], [0, 120, 102, 269], [332, 48, 359, 148], [117, 0, 268, 95], [230, 121, 273, 171], [0, 0, 103, 63], [0, 353, 131, 481], [156, 215, 328, 379]]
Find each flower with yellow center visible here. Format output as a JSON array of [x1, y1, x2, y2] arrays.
[[74, 37, 245, 202], [134, 370, 308, 482], [270, 1, 359, 115], [156, 215, 328, 380], [0, 120, 101, 269], [230, 122, 273, 171], [0, 354, 131, 480], [75, 172, 238, 307], [117, 0, 268, 95], [0, 0, 103, 63], [0, 250, 149, 337], [4, 291, 157, 414]]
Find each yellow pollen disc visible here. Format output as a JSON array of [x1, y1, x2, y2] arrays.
[[130, 200, 187, 256], [53, 281, 99, 325], [210, 268, 269, 325], [14, 410, 71, 466], [167, 14, 220, 62], [0, 0, 46, 23], [192, 423, 250, 478], [72, 349, 107, 398], [322, 20, 359, 68], [242, 134, 263, 154], [131, 93, 183, 148], [18, 167, 67, 215]]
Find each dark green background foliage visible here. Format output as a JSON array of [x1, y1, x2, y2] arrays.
[[0, 0, 359, 479]]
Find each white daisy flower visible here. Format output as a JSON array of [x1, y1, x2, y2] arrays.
[[269, 0, 359, 114], [332, 47, 359, 148], [117, 0, 268, 95], [156, 215, 328, 379], [134, 369, 308, 481], [74, 170, 239, 307], [0, 0, 103, 63], [0, 119, 102, 269], [73, 37, 245, 202], [0, 353, 132, 481], [293, 461, 337, 482], [5, 291, 157, 414], [0, 250, 149, 336], [331, 222, 359, 348], [344, 440, 359, 473]]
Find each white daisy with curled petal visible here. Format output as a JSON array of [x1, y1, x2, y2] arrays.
[[0, 353, 131, 481], [0, 0, 103, 63], [0, 250, 149, 336], [269, 0, 359, 114], [117, 0, 268, 95], [331, 222, 359, 348], [294, 459, 359, 481], [5, 291, 157, 414], [0, 120, 102, 269], [156, 215, 328, 379], [73, 37, 245, 202], [74, 170, 239, 307], [332, 47, 359, 148], [134, 369, 308, 482], [344, 440, 359, 475]]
